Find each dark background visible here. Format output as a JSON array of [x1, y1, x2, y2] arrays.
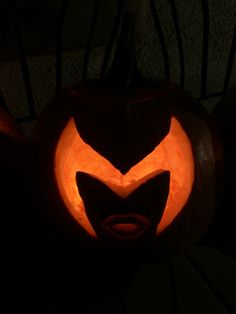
[[1, 1, 236, 313], [1, 0, 236, 135]]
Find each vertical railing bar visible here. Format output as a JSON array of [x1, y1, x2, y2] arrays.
[[168, 260, 179, 314], [184, 251, 235, 314], [200, 0, 209, 98], [55, 0, 71, 93], [223, 24, 236, 93], [149, 0, 170, 80], [100, 0, 126, 79], [16, 116, 34, 123], [170, 0, 185, 88], [197, 91, 225, 101], [82, 0, 100, 82], [8, 0, 37, 119], [0, 91, 9, 112]]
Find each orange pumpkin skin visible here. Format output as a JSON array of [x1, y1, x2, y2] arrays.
[[0, 106, 28, 245], [31, 80, 222, 263]]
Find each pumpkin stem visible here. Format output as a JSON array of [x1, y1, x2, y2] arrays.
[[107, 3, 146, 89]]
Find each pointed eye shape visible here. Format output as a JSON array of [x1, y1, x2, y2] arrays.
[[55, 116, 195, 239], [76, 171, 170, 240]]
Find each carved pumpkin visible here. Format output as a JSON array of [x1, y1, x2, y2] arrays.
[[31, 79, 222, 263]]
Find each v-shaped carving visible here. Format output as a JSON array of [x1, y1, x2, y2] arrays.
[[76, 171, 170, 239], [76, 171, 170, 225], [55, 117, 194, 238]]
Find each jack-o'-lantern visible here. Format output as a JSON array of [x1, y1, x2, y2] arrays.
[[30, 7, 223, 264], [31, 79, 222, 263]]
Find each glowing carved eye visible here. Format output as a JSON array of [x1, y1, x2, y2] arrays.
[[54, 116, 195, 239]]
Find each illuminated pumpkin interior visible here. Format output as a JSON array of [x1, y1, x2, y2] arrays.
[[55, 116, 194, 238]]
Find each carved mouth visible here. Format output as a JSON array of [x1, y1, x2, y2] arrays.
[[102, 214, 151, 239]]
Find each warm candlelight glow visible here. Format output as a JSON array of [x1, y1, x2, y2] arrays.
[[55, 116, 194, 238]]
